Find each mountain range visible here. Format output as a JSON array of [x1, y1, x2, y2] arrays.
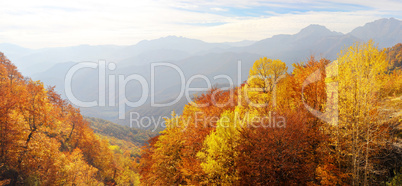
[[1, 18, 401, 129]]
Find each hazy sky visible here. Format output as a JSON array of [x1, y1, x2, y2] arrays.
[[1, 0, 401, 48]]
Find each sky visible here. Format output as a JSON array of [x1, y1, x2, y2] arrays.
[[1, 0, 402, 49]]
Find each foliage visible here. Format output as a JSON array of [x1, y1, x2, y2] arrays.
[[336, 40, 390, 185], [139, 41, 402, 185], [87, 117, 158, 147], [0, 52, 139, 185], [87, 116, 158, 158], [386, 43, 402, 70], [2, 41, 402, 185]]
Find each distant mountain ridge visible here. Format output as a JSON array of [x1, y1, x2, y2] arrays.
[[349, 18, 402, 48], [0, 18, 399, 76], [1, 18, 401, 129], [240, 24, 358, 64]]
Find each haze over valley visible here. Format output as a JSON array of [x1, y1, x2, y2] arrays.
[[1, 1, 402, 185], [1, 18, 401, 128]]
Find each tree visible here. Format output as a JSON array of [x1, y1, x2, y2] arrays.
[[139, 135, 159, 185], [0, 52, 128, 185], [0, 52, 24, 166], [139, 88, 239, 185], [248, 57, 288, 93], [150, 114, 186, 185], [197, 110, 241, 185], [237, 110, 317, 185], [386, 43, 402, 71], [138, 44, 400, 185], [336, 40, 390, 185], [57, 148, 100, 185], [244, 57, 287, 113]]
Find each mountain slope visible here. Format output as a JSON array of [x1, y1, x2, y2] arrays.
[[7, 18, 402, 130], [113, 36, 230, 64], [86, 117, 158, 156], [242, 24, 360, 64], [386, 43, 402, 70], [0, 52, 140, 185], [349, 18, 402, 48]]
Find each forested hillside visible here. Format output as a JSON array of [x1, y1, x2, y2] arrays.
[[15, 18, 401, 127], [140, 41, 402, 185], [86, 117, 158, 158], [0, 41, 401, 185], [0, 53, 139, 185], [387, 43, 402, 70]]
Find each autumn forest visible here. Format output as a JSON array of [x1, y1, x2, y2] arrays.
[[1, 41, 402, 185]]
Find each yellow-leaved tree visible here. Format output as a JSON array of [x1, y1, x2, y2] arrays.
[[242, 57, 287, 113], [248, 57, 288, 93], [197, 58, 288, 185], [197, 110, 242, 185], [336, 40, 389, 185]]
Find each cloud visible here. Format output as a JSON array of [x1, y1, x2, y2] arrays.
[[0, 0, 401, 48], [182, 10, 384, 42], [210, 7, 229, 12]]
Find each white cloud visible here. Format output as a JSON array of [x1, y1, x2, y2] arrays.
[[0, 0, 401, 48], [210, 7, 229, 12], [182, 11, 384, 42]]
